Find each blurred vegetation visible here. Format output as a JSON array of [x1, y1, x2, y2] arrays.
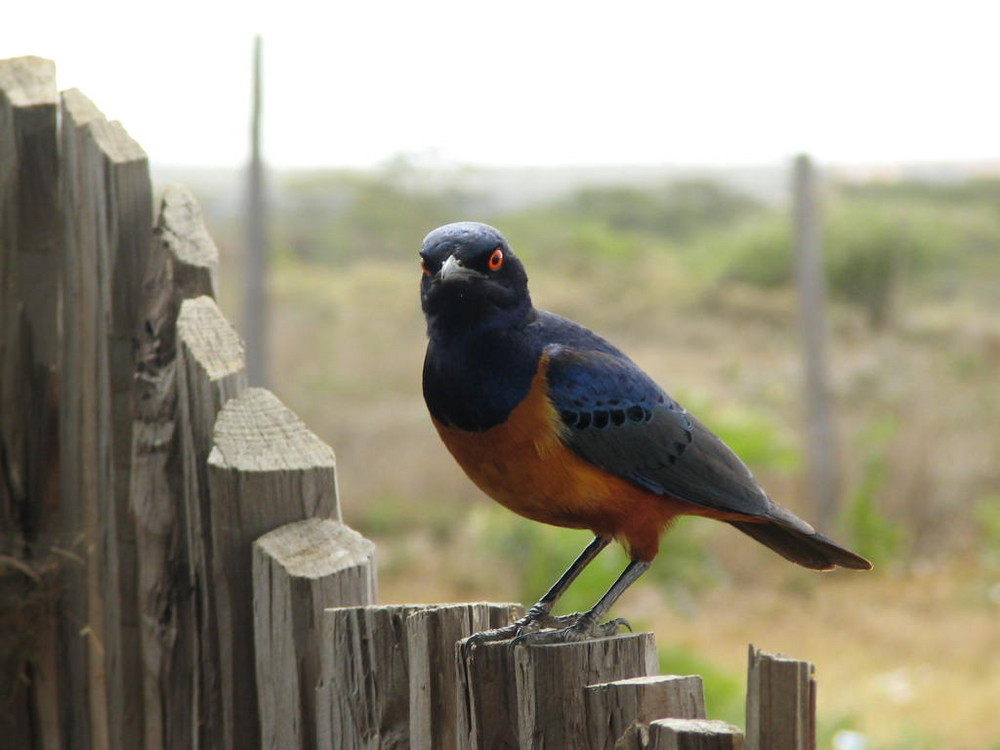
[[203, 162, 1000, 748]]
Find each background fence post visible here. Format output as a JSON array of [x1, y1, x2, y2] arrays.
[[793, 153, 839, 529], [745, 645, 815, 750]]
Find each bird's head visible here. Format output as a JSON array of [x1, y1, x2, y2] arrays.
[[419, 222, 532, 338]]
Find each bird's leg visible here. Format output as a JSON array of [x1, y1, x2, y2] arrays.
[[463, 535, 610, 650], [513, 558, 651, 645]]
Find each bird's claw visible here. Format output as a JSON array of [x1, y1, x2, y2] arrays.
[[460, 611, 562, 659], [509, 615, 632, 646], [460, 611, 633, 661]]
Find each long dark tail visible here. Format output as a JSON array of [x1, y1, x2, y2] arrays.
[[729, 519, 872, 571]]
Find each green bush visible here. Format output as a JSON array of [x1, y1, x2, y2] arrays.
[[842, 416, 905, 566]]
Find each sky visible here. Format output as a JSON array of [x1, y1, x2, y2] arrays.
[[4, 0, 999, 170]]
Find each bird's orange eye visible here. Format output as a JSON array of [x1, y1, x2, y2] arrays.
[[488, 247, 504, 271], [421, 258, 431, 276]]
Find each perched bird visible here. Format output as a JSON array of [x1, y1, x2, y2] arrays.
[[420, 221, 871, 643]]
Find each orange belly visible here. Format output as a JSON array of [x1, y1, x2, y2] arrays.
[[433, 356, 695, 561]]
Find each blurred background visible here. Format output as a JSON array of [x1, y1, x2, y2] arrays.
[[7, 2, 1000, 747]]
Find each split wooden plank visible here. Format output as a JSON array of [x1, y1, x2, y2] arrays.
[[407, 602, 520, 750], [207, 387, 340, 749], [585, 674, 707, 749], [646, 718, 744, 750], [318, 604, 426, 750], [253, 518, 376, 750]]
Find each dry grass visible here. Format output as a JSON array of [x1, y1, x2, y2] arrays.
[[221, 255, 1000, 750]]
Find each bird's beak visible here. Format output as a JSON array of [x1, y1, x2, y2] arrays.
[[438, 254, 486, 284]]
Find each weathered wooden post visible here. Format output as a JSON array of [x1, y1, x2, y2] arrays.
[[457, 631, 658, 749], [207, 387, 340, 749], [60, 85, 152, 750], [407, 603, 520, 750], [745, 646, 815, 750], [175, 293, 247, 748], [318, 602, 518, 750], [253, 518, 377, 750]]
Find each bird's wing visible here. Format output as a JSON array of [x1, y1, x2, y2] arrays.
[[544, 344, 784, 521]]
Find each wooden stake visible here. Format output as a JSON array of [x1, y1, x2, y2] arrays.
[[175, 294, 246, 749]]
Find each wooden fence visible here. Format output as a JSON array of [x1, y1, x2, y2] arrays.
[[1, 56, 819, 750]]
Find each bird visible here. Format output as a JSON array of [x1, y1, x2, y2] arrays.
[[419, 221, 871, 644]]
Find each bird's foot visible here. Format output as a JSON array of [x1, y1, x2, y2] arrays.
[[510, 614, 632, 646]]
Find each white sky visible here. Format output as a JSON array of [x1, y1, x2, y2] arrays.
[[4, 0, 999, 170]]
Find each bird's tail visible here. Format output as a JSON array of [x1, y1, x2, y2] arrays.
[[728, 519, 872, 571]]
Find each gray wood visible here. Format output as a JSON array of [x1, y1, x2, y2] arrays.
[[175, 294, 247, 748], [615, 722, 649, 750], [318, 605, 425, 750], [154, 183, 219, 298], [516, 632, 658, 749], [585, 674, 707, 748], [0, 53, 59, 750], [792, 153, 839, 527], [253, 518, 376, 750], [454, 634, 520, 750], [647, 718, 744, 750], [130, 187, 220, 750], [207, 387, 339, 749], [745, 646, 814, 750], [407, 602, 520, 750]]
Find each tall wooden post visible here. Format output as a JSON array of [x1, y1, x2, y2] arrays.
[[244, 34, 269, 386], [792, 154, 839, 528]]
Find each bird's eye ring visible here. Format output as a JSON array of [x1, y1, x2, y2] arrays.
[[421, 258, 432, 276], [488, 247, 504, 271]]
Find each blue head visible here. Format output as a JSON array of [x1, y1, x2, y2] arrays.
[[419, 222, 532, 340]]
